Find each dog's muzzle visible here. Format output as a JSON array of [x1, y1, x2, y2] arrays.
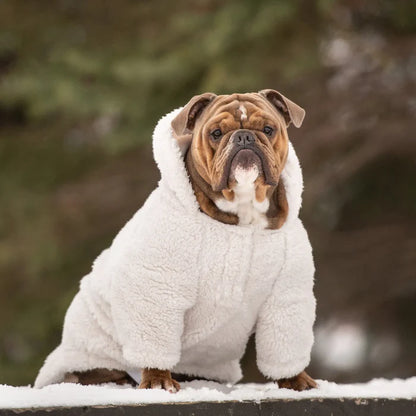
[[213, 129, 278, 191]]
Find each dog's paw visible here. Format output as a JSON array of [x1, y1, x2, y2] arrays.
[[138, 368, 180, 393], [276, 371, 317, 391]]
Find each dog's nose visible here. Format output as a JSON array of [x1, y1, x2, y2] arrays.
[[232, 130, 255, 147]]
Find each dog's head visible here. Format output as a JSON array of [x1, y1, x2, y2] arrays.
[[172, 90, 304, 198]]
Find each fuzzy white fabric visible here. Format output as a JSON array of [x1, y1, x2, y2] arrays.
[[34, 108, 316, 388]]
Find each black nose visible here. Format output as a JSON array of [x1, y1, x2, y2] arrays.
[[232, 130, 255, 147]]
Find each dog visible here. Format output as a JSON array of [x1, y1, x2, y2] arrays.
[[35, 90, 317, 392]]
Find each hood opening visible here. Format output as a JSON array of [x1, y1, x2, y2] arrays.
[[152, 107, 304, 224]]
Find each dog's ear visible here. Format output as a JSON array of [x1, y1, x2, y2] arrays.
[[171, 93, 217, 136], [259, 89, 305, 128], [171, 93, 216, 153]]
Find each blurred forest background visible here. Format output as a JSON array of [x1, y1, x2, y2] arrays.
[[0, 0, 415, 386]]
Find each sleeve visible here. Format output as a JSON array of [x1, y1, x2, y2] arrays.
[[255, 219, 316, 380], [109, 191, 200, 370]]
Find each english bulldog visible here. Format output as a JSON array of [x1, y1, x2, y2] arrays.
[[35, 90, 317, 393]]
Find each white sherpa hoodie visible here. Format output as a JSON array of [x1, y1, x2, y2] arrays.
[[35, 108, 316, 388]]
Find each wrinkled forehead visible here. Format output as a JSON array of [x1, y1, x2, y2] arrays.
[[201, 93, 283, 125]]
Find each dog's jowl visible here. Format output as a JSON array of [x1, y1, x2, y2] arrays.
[[35, 90, 317, 392]]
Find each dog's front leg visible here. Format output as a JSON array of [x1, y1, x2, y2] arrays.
[[138, 368, 180, 393], [255, 223, 317, 390], [276, 370, 317, 391]]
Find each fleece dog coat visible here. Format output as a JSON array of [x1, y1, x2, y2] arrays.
[[35, 108, 316, 388]]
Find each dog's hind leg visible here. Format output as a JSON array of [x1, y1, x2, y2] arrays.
[[64, 368, 136, 386]]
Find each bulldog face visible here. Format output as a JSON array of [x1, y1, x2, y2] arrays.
[[172, 90, 305, 204]]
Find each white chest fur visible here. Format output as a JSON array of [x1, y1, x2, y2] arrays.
[[215, 166, 269, 228]]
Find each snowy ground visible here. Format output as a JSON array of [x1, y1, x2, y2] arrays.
[[0, 378, 415, 409]]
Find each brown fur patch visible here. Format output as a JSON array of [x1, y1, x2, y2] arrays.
[[222, 188, 235, 202], [185, 149, 238, 225], [63, 368, 136, 386], [266, 180, 289, 229]]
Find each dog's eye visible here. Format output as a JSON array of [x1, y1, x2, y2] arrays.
[[263, 126, 274, 136], [210, 129, 222, 141]]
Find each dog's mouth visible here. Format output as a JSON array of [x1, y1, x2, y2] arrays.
[[213, 146, 277, 192], [229, 149, 262, 183]]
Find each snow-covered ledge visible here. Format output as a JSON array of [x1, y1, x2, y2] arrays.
[[1, 378, 415, 415]]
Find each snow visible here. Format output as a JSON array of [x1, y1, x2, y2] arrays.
[[1, 378, 415, 409]]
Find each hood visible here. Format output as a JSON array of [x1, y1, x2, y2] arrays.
[[152, 108, 304, 225]]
